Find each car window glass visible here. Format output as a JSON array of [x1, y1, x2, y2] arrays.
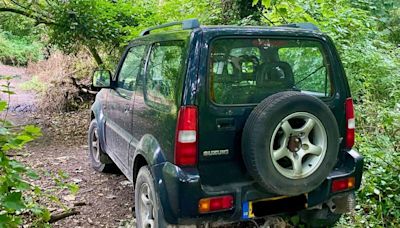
[[278, 47, 330, 95], [145, 41, 185, 110], [117, 45, 146, 91], [209, 38, 332, 105]]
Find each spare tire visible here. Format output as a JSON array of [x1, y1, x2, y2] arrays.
[[242, 91, 339, 196]]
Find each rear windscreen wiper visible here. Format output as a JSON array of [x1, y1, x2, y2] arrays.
[[295, 65, 325, 86]]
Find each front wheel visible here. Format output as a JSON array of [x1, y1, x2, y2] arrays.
[[135, 166, 167, 228], [88, 119, 117, 172]]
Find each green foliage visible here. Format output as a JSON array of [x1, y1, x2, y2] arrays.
[[0, 31, 43, 66], [251, 0, 400, 226], [0, 13, 39, 37], [0, 0, 224, 66], [0, 88, 45, 226], [385, 8, 400, 44], [0, 78, 79, 226], [48, 0, 146, 53], [0, 0, 398, 225], [0, 12, 44, 66]]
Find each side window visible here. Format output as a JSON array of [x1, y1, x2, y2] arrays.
[[117, 45, 146, 91], [145, 41, 185, 109]]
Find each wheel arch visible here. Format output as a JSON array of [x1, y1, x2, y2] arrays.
[[90, 111, 95, 120], [133, 154, 148, 183], [131, 134, 168, 183]]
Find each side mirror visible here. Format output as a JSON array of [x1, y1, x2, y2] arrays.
[[92, 70, 112, 88]]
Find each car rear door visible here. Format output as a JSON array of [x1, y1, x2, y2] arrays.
[[196, 34, 344, 186], [196, 36, 255, 186]]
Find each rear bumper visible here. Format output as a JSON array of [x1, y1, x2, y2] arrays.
[[151, 149, 363, 225]]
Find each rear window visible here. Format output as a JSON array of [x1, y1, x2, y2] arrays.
[[209, 38, 333, 105]]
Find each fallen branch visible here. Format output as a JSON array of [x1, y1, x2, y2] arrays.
[[49, 209, 80, 223], [73, 201, 87, 207], [68, 73, 98, 95], [80, 188, 94, 194], [6, 153, 24, 157]]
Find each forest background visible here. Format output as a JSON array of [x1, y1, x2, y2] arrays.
[[0, 0, 399, 227]]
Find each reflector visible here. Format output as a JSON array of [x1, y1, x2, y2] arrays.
[[199, 195, 234, 213], [332, 177, 355, 192]]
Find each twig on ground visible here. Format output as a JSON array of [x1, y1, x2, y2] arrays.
[[49, 208, 80, 223], [73, 201, 87, 207]]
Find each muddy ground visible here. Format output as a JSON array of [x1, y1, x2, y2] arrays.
[[0, 64, 287, 228]]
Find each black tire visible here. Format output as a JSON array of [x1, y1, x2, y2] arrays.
[[299, 207, 342, 228], [88, 119, 118, 173], [135, 166, 167, 228], [242, 92, 340, 196]]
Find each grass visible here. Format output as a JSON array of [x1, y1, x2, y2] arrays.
[[19, 76, 47, 92]]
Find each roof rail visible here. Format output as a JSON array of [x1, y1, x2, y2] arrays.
[[140, 19, 200, 36], [279, 22, 320, 31]]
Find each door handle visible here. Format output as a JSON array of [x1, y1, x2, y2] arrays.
[[216, 118, 235, 130]]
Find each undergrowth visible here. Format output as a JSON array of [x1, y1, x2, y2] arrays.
[[26, 51, 96, 112], [0, 78, 79, 227], [0, 31, 43, 66], [19, 76, 46, 93], [245, 0, 400, 226]]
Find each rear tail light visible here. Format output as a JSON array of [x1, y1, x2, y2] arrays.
[[332, 177, 355, 193], [345, 98, 355, 149], [174, 106, 198, 166], [199, 195, 234, 213]]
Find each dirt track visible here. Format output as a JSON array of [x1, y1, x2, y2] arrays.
[[1, 64, 134, 227]]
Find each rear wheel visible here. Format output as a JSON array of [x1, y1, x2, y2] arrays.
[[135, 166, 166, 228], [88, 120, 117, 172]]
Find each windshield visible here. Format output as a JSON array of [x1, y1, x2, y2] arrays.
[[209, 38, 333, 105]]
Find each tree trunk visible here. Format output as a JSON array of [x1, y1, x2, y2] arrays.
[[88, 46, 103, 66], [237, 0, 262, 21], [220, 0, 263, 24]]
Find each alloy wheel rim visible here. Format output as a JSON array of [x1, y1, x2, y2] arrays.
[[139, 183, 155, 228], [270, 112, 327, 179], [91, 128, 101, 163]]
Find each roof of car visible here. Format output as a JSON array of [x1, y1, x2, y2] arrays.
[[199, 25, 324, 36], [132, 20, 327, 44]]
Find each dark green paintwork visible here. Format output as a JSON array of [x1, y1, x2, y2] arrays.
[[90, 24, 363, 225]]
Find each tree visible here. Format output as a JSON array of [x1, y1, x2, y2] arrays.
[[0, 0, 153, 66]]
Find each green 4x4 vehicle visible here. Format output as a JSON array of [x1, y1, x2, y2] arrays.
[[89, 19, 363, 227]]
